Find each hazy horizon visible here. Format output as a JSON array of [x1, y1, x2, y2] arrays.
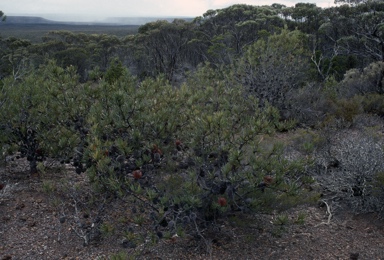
[[3, 0, 335, 23], [5, 13, 194, 23]]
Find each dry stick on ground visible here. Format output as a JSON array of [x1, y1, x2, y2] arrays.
[[192, 217, 213, 258], [315, 199, 333, 227], [71, 194, 91, 245], [57, 202, 67, 242], [70, 191, 106, 246]]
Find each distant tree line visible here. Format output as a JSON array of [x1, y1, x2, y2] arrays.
[[1, 1, 383, 84]]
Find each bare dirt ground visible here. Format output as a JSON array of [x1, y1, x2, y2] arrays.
[[2, 127, 384, 259]]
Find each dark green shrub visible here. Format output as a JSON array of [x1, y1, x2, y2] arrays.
[[0, 60, 93, 174], [83, 65, 316, 241], [104, 58, 125, 85], [0, 60, 316, 245], [0, 64, 52, 173]]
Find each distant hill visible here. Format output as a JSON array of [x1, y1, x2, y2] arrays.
[[102, 17, 194, 25], [0, 16, 194, 26], [1, 16, 58, 24], [0, 16, 140, 43]]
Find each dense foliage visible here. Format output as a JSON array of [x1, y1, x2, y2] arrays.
[[2, 1, 384, 248]]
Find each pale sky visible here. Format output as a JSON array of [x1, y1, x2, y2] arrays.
[[3, 0, 335, 22]]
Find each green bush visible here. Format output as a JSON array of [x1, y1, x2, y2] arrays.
[[83, 64, 316, 239], [321, 97, 362, 129], [0, 61, 316, 244], [0, 60, 94, 174], [0, 63, 53, 173], [333, 98, 362, 124], [361, 93, 384, 116], [233, 29, 311, 110], [339, 61, 384, 98]]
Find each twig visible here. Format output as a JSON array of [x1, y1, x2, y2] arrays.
[[71, 196, 90, 245], [57, 202, 66, 242], [192, 218, 212, 258], [315, 199, 333, 227]]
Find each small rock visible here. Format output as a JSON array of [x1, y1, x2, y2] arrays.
[[350, 252, 359, 260], [365, 228, 373, 233], [59, 216, 66, 223], [20, 227, 28, 232], [28, 220, 37, 227], [121, 239, 136, 248], [345, 224, 354, 229], [15, 203, 25, 210]]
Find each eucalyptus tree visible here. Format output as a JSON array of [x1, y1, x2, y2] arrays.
[[316, 1, 384, 75], [133, 19, 194, 82], [334, 0, 372, 5], [342, 1, 384, 62], [233, 29, 311, 110], [89, 34, 123, 71], [31, 31, 125, 81], [290, 3, 323, 34], [192, 4, 286, 65], [0, 37, 32, 80], [312, 6, 357, 81]]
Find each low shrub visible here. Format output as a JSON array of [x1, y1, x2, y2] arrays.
[[311, 129, 384, 216], [361, 93, 384, 117], [83, 65, 316, 242]]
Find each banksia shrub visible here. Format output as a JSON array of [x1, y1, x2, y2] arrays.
[[83, 64, 316, 240], [0, 59, 317, 246], [0, 60, 96, 174], [0, 62, 59, 174]]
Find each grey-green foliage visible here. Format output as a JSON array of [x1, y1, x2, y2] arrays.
[[233, 29, 311, 110], [334, 1, 384, 64], [340, 61, 384, 97], [134, 19, 193, 82], [0, 37, 32, 80]]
